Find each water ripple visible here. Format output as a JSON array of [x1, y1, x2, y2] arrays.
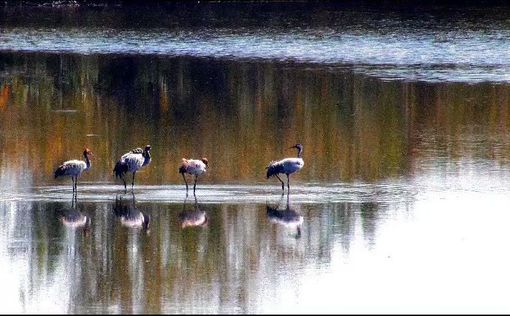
[[1, 27, 510, 82]]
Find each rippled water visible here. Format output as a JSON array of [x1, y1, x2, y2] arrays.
[[2, 6, 510, 82], [1, 26, 509, 83]]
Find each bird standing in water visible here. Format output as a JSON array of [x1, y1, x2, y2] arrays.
[[54, 148, 94, 194], [266, 144, 304, 192], [113, 145, 152, 193], [179, 157, 208, 196]]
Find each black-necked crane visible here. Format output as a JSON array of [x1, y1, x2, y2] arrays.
[[266, 143, 304, 192], [179, 157, 208, 196], [113, 145, 151, 193], [54, 148, 94, 193]]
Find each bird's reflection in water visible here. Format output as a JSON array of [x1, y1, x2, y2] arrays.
[[57, 195, 91, 234], [267, 193, 304, 239], [178, 195, 208, 229], [113, 193, 150, 231]]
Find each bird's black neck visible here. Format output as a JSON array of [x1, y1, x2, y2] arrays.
[[83, 154, 90, 169], [84, 154, 91, 169], [143, 150, 151, 166], [296, 146, 303, 158]]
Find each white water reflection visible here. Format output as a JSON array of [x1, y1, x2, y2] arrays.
[[0, 182, 418, 205], [278, 192, 510, 314]]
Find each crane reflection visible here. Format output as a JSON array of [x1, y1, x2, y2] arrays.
[[113, 192, 150, 231], [266, 193, 303, 239], [178, 195, 208, 229]]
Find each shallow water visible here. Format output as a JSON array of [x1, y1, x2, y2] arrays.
[[2, 3, 510, 314]]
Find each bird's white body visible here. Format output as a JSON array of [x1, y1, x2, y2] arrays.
[[114, 145, 151, 192], [181, 159, 207, 176], [179, 157, 209, 195], [120, 151, 147, 173], [54, 148, 93, 193], [266, 144, 305, 192], [270, 157, 304, 175], [57, 160, 89, 177]]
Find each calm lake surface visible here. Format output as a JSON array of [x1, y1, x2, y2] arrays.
[[2, 3, 510, 314]]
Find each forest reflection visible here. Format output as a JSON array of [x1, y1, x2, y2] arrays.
[[2, 52, 510, 192]]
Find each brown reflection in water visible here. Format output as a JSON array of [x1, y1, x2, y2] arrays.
[[1, 53, 510, 191]]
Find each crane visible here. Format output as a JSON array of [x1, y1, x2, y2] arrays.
[[113, 145, 151, 193], [54, 148, 93, 193], [179, 157, 208, 196], [266, 144, 304, 192]]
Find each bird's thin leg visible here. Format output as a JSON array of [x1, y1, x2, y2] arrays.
[[287, 174, 290, 192], [122, 176, 127, 194], [275, 174, 285, 191], [182, 173, 189, 194], [132, 171, 136, 191], [193, 176, 198, 195]]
